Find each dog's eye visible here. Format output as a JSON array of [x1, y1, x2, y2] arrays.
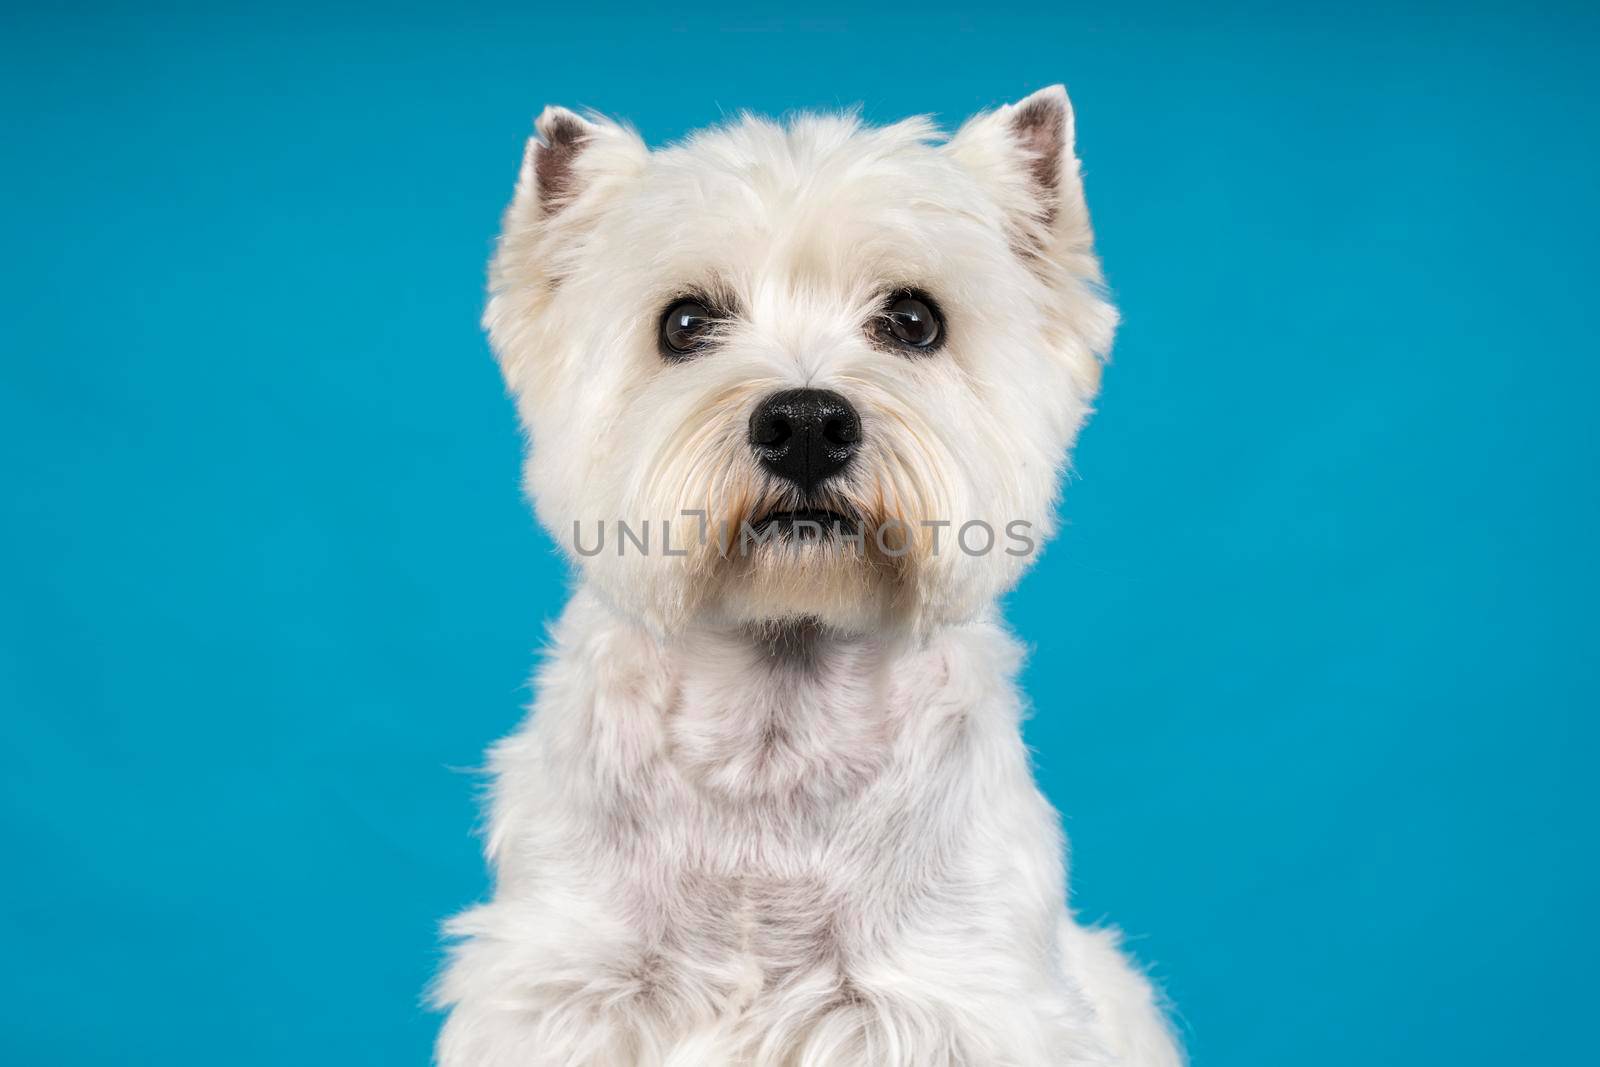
[[660, 299, 716, 359], [878, 291, 944, 352]]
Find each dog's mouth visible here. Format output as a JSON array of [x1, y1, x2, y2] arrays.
[[749, 506, 860, 540]]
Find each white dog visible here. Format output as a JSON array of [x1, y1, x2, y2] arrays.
[[434, 87, 1182, 1067]]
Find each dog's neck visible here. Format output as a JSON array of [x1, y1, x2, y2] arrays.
[[674, 616, 897, 695], [657, 617, 901, 803], [739, 616, 847, 666]]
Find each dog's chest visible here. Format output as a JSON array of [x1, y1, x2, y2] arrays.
[[574, 626, 1000, 1013], [620, 827, 907, 1034], [678, 868, 849, 986], [629, 645, 919, 995]]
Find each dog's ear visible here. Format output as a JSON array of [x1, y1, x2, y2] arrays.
[[504, 105, 647, 232], [945, 86, 1093, 258], [521, 106, 594, 217], [487, 107, 647, 382], [946, 86, 1115, 389]]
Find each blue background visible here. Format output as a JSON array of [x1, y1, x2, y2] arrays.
[[4, 2, 1596, 1064]]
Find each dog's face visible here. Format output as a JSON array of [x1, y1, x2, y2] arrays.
[[486, 88, 1116, 635]]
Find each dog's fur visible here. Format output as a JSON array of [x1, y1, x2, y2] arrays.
[[434, 88, 1182, 1066]]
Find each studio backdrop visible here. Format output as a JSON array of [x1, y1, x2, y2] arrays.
[[2, 3, 1596, 1065]]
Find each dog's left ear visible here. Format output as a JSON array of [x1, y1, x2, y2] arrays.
[[945, 86, 1093, 258]]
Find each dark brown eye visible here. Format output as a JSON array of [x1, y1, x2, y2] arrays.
[[660, 299, 716, 359], [880, 291, 943, 351]]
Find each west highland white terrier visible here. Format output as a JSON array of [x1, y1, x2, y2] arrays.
[[434, 87, 1182, 1067]]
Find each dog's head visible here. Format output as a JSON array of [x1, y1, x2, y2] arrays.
[[486, 88, 1115, 635]]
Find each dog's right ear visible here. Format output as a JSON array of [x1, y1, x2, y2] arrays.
[[520, 106, 593, 217], [488, 107, 646, 384], [489, 106, 646, 342], [503, 105, 648, 234]]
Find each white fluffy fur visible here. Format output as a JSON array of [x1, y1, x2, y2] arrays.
[[435, 88, 1182, 1066]]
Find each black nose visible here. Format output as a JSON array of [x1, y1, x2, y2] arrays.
[[748, 388, 862, 493]]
